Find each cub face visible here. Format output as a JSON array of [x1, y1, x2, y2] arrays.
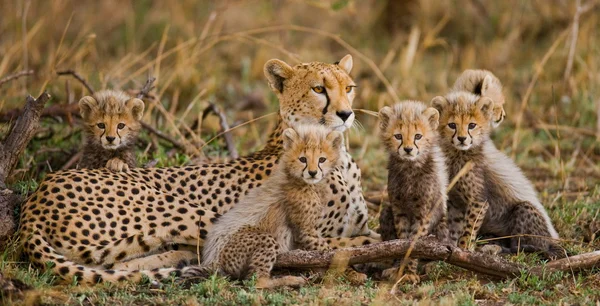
[[79, 90, 144, 150], [264, 55, 356, 132], [281, 126, 343, 184], [379, 101, 439, 161], [431, 92, 493, 151]]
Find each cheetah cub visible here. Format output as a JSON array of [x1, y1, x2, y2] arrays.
[[78, 90, 144, 171], [378, 101, 448, 284], [185, 125, 345, 289], [452, 69, 506, 128], [432, 92, 562, 258]]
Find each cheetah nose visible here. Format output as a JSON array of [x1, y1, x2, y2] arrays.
[[106, 136, 116, 143], [404, 147, 413, 154], [457, 136, 467, 143], [308, 170, 318, 178], [336, 110, 353, 122]]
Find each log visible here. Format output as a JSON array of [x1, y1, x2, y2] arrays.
[[0, 92, 51, 247], [275, 237, 525, 279]]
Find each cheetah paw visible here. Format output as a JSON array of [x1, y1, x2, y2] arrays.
[[381, 267, 399, 281], [479, 244, 503, 255], [344, 268, 368, 285], [106, 158, 129, 172]]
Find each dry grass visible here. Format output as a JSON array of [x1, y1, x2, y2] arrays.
[[1, 0, 599, 305]]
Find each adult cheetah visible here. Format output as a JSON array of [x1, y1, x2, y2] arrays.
[[19, 54, 378, 284]]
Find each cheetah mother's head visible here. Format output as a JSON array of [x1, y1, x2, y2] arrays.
[[264, 55, 356, 132]]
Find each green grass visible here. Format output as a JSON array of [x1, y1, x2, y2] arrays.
[[1, 0, 600, 305]]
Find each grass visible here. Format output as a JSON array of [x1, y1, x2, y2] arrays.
[[1, 0, 599, 305]]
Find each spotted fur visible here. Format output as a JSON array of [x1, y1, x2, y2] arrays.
[[19, 55, 377, 284], [432, 92, 561, 257], [378, 101, 448, 283]]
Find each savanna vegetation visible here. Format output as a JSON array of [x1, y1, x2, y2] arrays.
[[0, 0, 599, 305]]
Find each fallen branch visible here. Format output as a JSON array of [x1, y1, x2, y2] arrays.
[[202, 102, 239, 159], [56, 69, 94, 94], [276, 237, 600, 279], [275, 237, 523, 279], [0, 70, 34, 88], [140, 122, 186, 151]]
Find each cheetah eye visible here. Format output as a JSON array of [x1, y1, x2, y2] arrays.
[[448, 123, 456, 129], [415, 134, 422, 140], [345, 86, 355, 93], [117, 123, 126, 129], [319, 157, 327, 163], [299, 157, 307, 163], [97, 123, 105, 129], [468, 123, 477, 129], [312, 86, 325, 94], [394, 134, 402, 140]]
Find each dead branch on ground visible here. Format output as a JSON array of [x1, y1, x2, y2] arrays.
[[275, 237, 600, 279], [202, 102, 239, 159]]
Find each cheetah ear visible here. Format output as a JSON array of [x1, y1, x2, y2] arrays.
[[79, 96, 98, 121], [378, 106, 393, 131], [282, 128, 299, 151], [126, 98, 145, 121], [477, 96, 494, 120], [264, 59, 294, 94], [423, 107, 440, 130], [480, 74, 494, 96], [337, 54, 353, 74], [326, 130, 344, 150], [431, 96, 448, 117]]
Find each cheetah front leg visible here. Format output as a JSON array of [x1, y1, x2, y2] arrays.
[[111, 250, 198, 270], [381, 213, 421, 284], [458, 200, 489, 251]]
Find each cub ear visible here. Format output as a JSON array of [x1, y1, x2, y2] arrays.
[[477, 96, 494, 119], [264, 59, 294, 94], [282, 128, 299, 151], [326, 130, 344, 150], [337, 54, 353, 74], [79, 96, 98, 121], [378, 106, 393, 131], [126, 98, 145, 121], [423, 107, 440, 130], [491, 105, 506, 128], [480, 74, 494, 96], [431, 96, 448, 116]]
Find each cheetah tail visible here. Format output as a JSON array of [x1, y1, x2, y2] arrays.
[[28, 236, 182, 285]]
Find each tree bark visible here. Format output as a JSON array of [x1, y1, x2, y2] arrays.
[[0, 92, 51, 246], [275, 237, 525, 279]]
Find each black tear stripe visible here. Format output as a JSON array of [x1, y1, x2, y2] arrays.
[[321, 79, 330, 115], [467, 128, 473, 144]]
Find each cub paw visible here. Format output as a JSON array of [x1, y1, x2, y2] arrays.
[[106, 158, 129, 172], [396, 272, 420, 284], [345, 268, 367, 285], [479, 244, 503, 255], [381, 267, 399, 281], [256, 275, 306, 289], [458, 236, 475, 251]]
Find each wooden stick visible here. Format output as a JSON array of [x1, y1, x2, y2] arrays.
[[276, 237, 600, 279], [275, 237, 524, 279], [202, 102, 239, 159], [0, 70, 34, 88]]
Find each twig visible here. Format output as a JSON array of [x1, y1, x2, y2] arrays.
[[136, 77, 156, 100], [56, 69, 95, 94], [60, 152, 82, 170], [0, 70, 34, 88], [140, 122, 186, 151], [563, 0, 599, 91], [511, 29, 569, 156], [202, 102, 239, 159]]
